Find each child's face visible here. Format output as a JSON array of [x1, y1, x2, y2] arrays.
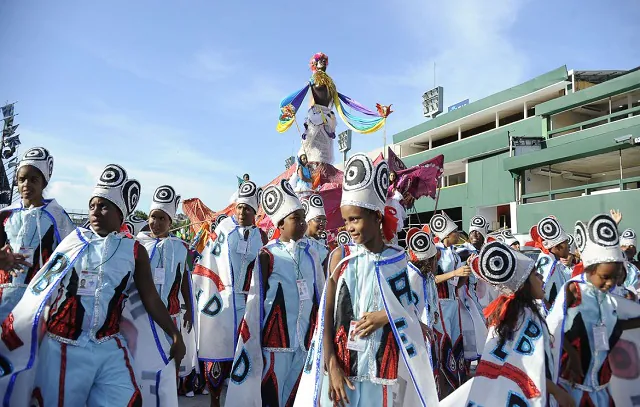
[[17, 165, 45, 202], [528, 271, 545, 300], [235, 203, 256, 227], [588, 262, 622, 292], [551, 240, 570, 259], [89, 197, 123, 236], [341, 205, 381, 247], [149, 209, 172, 238], [306, 215, 327, 237], [280, 209, 307, 241]]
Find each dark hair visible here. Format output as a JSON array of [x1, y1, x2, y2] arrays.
[[243, 173, 250, 179], [488, 278, 549, 343], [413, 258, 435, 277]]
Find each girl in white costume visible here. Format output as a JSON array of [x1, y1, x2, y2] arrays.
[[0, 147, 75, 322], [293, 154, 439, 407], [441, 240, 573, 407]]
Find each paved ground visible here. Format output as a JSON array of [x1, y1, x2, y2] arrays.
[[179, 394, 209, 407]]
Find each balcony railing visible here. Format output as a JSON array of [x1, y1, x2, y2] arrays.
[[522, 176, 640, 203], [548, 105, 640, 137]]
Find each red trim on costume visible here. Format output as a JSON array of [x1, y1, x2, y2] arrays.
[[382, 385, 388, 407], [239, 318, 250, 343], [334, 325, 350, 375], [133, 240, 140, 260], [193, 264, 225, 291], [167, 265, 182, 315], [58, 343, 67, 407], [114, 337, 142, 406], [475, 360, 541, 398], [570, 282, 582, 308], [571, 262, 584, 278], [378, 330, 399, 379], [1, 312, 24, 350]]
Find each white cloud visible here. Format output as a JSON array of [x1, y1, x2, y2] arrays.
[[20, 115, 241, 214], [366, 0, 530, 134]]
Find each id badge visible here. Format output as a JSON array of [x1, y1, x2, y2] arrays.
[[296, 279, 310, 301], [593, 324, 609, 351], [347, 321, 367, 352], [77, 272, 99, 296], [154, 267, 166, 285], [236, 240, 248, 254]]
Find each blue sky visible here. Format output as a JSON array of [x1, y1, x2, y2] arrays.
[[2, 0, 638, 213]]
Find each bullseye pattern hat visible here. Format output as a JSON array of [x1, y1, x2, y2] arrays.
[[574, 213, 625, 268], [91, 164, 140, 221], [340, 153, 389, 214], [471, 241, 535, 294], [336, 230, 352, 246], [531, 216, 569, 250], [18, 147, 54, 184], [406, 227, 437, 261], [489, 229, 520, 247], [150, 185, 181, 221], [469, 215, 489, 238], [124, 214, 148, 236], [429, 212, 458, 240], [236, 181, 261, 214], [302, 194, 326, 222], [261, 179, 303, 226], [621, 228, 637, 248]]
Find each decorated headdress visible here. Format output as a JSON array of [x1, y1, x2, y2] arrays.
[[469, 215, 489, 238], [91, 164, 140, 221], [471, 241, 535, 294], [406, 227, 437, 262], [236, 181, 262, 214], [341, 153, 389, 214], [150, 185, 181, 221], [124, 214, 148, 236], [212, 213, 229, 231], [530, 216, 569, 251], [489, 229, 520, 247], [621, 228, 637, 248], [567, 233, 577, 254], [336, 230, 352, 246], [302, 194, 326, 222], [261, 179, 303, 227], [574, 213, 625, 268], [17, 147, 54, 184], [429, 212, 458, 241], [309, 52, 329, 72]]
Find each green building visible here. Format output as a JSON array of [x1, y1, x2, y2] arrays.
[[392, 65, 640, 236]]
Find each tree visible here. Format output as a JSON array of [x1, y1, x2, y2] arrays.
[[134, 210, 148, 220]]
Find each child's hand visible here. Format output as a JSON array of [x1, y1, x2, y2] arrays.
[[454, 266, 471, 277], [419, 322, 434, 343], [327, 355, 355, 407], [183, 309, 193, 333], [354, 311, 388, 338], [169, 332, 187, 368], [610, 209, 622, 225]]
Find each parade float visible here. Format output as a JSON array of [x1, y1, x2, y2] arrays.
[[182, 53, 443, 250]]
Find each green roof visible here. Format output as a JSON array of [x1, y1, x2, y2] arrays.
[[393, 66, 569, 144]]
